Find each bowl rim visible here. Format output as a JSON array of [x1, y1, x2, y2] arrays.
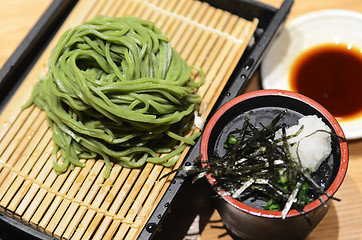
[[200, 89, 349, 218]]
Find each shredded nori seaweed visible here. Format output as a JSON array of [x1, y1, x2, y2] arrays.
[[162, 110, 344, 218]]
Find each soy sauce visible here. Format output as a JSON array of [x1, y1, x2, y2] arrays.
[[290, 43, 362, 121]]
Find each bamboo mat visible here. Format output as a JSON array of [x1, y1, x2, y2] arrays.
[[0, 0, 258, 239]]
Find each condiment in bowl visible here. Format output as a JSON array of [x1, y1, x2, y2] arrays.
[[261, 9, 362, 139], [200, 90, 348, 240], [289, 43, 362, 121]]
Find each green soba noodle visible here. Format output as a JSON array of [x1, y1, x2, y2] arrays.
[[23, 16, 205, 178]]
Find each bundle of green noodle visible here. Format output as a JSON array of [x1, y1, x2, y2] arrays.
[[23, 16, 205, 178]]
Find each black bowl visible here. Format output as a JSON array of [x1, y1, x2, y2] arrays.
[[200, 89, 348, 240]]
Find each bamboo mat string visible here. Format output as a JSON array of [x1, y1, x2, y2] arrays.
[[5, 138, 54, 212], [92, 168, 141, 239], [46, 160, 105, 237], [29, 162, 79, 227], [57, 162, 108, 238], [38, 160, 97, 231], [14, 149, 55, 217]]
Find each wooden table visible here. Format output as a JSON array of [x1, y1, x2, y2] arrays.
[[0, 1, 361, 240]]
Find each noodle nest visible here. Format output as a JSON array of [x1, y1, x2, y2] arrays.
[[24, 16, 204, 178]]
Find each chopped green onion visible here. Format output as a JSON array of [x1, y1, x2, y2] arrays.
[[265, 199, 281, 211]]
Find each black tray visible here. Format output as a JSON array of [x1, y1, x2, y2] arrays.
[[0, 0, 293, 239]]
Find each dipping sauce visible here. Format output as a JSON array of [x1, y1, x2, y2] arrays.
[[290, 43, 362, 121]]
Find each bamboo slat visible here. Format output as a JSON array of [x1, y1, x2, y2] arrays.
[[0, 0, 258, 239]]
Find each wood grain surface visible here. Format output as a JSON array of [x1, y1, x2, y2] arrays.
[[0, 1, 361, 240]]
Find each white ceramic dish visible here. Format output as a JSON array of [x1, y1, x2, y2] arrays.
[[261, 9, 362, 140]]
